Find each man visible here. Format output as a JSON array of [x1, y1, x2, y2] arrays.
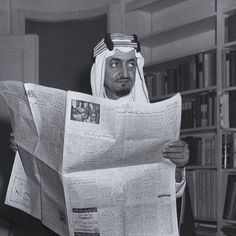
[[90, 33, 194, 236], [7, 33, 190, 235], [90, 33, 189, 196]]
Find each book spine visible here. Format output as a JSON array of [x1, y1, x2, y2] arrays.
[[228, 14, 236, 42], [200, 93, 208, 127], [198, 53, 204, 88], [144, 74, 153, 99], [233, 133, 236, 168], [203, 52, 211, 88], [229, 51, 236, 86], [208, 93, 213, 126], [224, 51, 230, 88], [190, 57, 197, 90]]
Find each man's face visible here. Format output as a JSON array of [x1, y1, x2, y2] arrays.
[[104, 50, 136, 100]]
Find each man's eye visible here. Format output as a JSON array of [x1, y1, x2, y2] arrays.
[[110, 61, 120, 68], [127, 62, 136, 69]]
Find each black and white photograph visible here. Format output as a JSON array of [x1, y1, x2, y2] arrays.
[[0, 0, 235, 236], [71, 99, 100, 124]]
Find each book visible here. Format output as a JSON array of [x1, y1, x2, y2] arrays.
[[223, 175, 236, 220], [196, 53, 204, 89], [186, 170, 217, 219], [222, 133, 234, 168], [222, 225, 236, 236], [229, 91, 236, 127], [229, 50, 236, 86], [224, 50, 230, 88], [228, 14, 236, 42], [144, 74, 152, 98], [145, 51, 215, 100], [183, 136, 215, 166], [203, 52, 212, 88], [181, 92, 216, 129], [221, 91, 236, 128], [189, 56, 197, 90], [195, 225, 216, 236], [221, 93, 229, 128], [166, 67, 177, 94], [200, 93, 208, 127]]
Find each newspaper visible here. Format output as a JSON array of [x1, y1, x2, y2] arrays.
[[0, 81, 182, 236]]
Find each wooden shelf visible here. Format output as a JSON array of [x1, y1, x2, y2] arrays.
[[186, 166, 217, 170], [180, 126, 217, 135], [144, 46, 216, 67], [222, 86, 236, 92], [125, 0, 184, 13], [222, 219, 236, 224], [150, 86, 217, 102], [180, 86, 217, 96], [140, 13, 216, 47], [223, 5, 236, 16], [222, 168, 236, 173], [222, 128, 236, 133], [194, 217, 217, 223], [224, 41, 236, 49]]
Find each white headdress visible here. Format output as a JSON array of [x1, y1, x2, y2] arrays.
[[90, 33, 149, 103]]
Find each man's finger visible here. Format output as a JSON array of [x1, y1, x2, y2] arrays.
[[163, 152, 189, 159], [169, 140, 188, 147], [163, 147, 185, 153]]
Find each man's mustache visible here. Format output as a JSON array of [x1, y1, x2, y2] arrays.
[[116, 77, 131, 82]]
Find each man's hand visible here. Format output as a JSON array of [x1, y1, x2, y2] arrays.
[[162, 140, 189, 167]]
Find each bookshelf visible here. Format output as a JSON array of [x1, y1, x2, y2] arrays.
[[125, 0, 236, 235]]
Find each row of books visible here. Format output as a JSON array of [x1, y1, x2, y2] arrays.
[[183, 136, 215, 166], [226, 14, 236, 43], [186, 170, 217, 220], [222, 225, 236, 236], [221, 92, 236, 128], [144, 51, 216, 99], [222, 133, 236, 169], [195, 223, 217, 236], [224, 50, 236, 87], [181, 92, 216, 129], [223, 175, 236, 221]]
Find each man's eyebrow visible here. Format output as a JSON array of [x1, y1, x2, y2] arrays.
[[109, 57, 136, 62], [127, 58, 136, 63], [110, 58, 121, 61]]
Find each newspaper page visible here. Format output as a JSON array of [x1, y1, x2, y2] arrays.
[[63, 91, 181, 236], [0, 82, 39, 183], [63, 91, 181, 172], [23, 83, 68, 235], [0, 81, 41, 219], [1, 82, 69, 236], [24, 83, 68, 235], [64, 161, 178, 236], [24, 83, 67, 171], [5, 152, 41, 219], [0, 81, 182, 236]]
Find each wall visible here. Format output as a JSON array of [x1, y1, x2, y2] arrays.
[[25, 16, 107, 92], [0, 0, 137, 234], [0, 0, 130, 34]]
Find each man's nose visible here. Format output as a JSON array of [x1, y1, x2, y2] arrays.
[[121, 65, 128, 78]]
